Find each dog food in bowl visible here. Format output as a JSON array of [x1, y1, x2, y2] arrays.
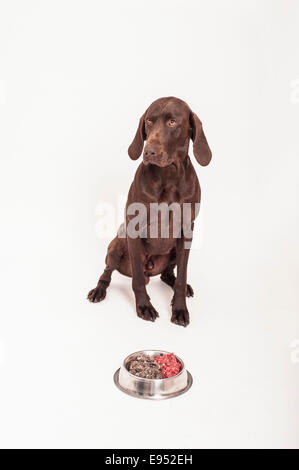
[[127, 352, 182, 379], [114, 349, 192, 399]]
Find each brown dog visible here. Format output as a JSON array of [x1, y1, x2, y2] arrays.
[[88, 97, 212, 326]]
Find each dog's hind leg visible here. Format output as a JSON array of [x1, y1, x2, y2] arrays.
[[88, 237, 124, 303], [160, 264, 194, 298]]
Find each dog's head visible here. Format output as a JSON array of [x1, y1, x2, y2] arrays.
[[128, 97, 212, 167]]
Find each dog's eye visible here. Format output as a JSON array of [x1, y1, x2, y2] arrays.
[[167, 119, 177, 127], [146, 118, 153, 126]]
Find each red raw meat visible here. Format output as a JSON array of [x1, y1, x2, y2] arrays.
[[154, 353, 182, 378]]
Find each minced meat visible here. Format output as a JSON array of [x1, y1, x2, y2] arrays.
[[154, 353, 182, 378]]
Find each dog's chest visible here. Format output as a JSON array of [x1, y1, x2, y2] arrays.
[[158, 183, 180, 204], [135, 163, 200, 255], [142, 184, 183, 255]]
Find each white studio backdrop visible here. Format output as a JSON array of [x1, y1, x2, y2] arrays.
[[0, 0, 298, 448]]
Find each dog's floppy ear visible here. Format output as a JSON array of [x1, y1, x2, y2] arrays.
[[189, 112, 212, 166], [128, 110, 147, 160]]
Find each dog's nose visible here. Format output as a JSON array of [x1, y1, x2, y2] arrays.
[[144, 144, 157, 159]]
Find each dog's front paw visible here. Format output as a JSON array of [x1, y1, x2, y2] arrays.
[[87, 281, 108, 303], [136, 301, 159, 322], [171, 304, 190, 327]]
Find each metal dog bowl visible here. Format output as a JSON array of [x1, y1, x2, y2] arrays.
[[113, 350, 193, 400]]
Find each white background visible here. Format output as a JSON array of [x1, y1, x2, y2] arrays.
[[0, 0, 298, 449]]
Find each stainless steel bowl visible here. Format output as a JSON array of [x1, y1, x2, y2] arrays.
[[114, 350, 193, 400]]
